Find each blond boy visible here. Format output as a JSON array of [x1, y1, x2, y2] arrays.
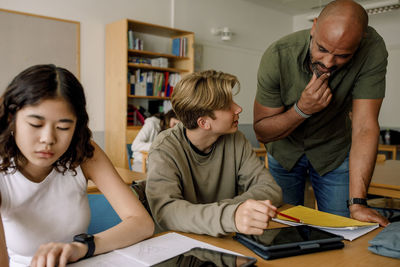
[[146, 70, 282, 237]]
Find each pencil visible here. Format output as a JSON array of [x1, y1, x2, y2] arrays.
[[277, 211, 302, 223]]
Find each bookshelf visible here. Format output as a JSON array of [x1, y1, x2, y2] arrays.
[[105, 19, 194, 168]]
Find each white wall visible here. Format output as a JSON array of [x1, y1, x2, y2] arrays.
[[1, 0, 397, 141], [174, 0, 292, 123], [369, 11, 400, 129], [293, 10, 400, 129], [0, 0, 292, 144], [1, 0, 171, 138]]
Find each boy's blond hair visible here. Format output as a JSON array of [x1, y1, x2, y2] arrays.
[[171, 70, 240, 129]]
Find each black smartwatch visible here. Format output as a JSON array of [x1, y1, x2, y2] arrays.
[[346, 198, 368, 208], [73, 233, 95, 259]]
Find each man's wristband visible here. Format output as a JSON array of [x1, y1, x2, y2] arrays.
[[294, 101, 312, 119], [347, 198, 368, 208]]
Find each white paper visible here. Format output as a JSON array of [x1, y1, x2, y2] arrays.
[[68, 252, 146, 267], [68, 232, 240, 266], [272, 218, 379, 241]]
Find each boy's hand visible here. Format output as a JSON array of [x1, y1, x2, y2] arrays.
[[30, 241, 87, 267], [234, 199, 277, 235]]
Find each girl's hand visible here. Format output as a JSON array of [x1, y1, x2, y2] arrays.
[[30, 241, 88, 267]]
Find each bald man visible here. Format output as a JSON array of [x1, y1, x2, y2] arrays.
[[254, 0, 389, 226]]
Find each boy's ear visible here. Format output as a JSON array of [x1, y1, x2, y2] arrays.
[[197, 116, 210, 130]]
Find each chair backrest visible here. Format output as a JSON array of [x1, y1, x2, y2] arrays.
[[126, 144, 133, 170], [376, 153, 386, 163], [140, 151, 148, 174], [87, 194, 121, 235]]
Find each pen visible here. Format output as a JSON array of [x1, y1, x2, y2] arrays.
[[277, 211, 302, 223]]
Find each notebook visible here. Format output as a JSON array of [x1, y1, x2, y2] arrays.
[[274, 205, 379, 241]]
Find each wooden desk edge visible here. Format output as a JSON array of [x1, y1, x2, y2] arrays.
[[163, 220, 388, 266], [87, 167, 146, 193]]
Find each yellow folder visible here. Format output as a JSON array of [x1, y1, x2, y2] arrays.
[[277, 205, 377, 228]]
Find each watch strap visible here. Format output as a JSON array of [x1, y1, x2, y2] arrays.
[[73, 233, 95, 259], [347, 198, 368, 208]]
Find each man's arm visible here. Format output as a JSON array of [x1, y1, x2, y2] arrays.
[[253, 100, 304, 143], [349, 98, 389, 226], [254, 73, 332, 143]]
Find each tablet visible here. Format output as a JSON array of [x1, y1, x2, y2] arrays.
[[151, 247, 257, 267], [234, 225, 344, 260]]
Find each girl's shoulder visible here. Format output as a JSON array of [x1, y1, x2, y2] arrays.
[[144, 116, 161, 124]]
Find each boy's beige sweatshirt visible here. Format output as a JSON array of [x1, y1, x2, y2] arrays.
[[146, 123, 282, 236]]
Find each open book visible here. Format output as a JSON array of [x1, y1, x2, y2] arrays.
[[68, 232, 240, 266], [273, 205, 379, 241]]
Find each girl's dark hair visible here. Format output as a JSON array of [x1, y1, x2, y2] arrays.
[[160, 109, 177, 131], [0, 64, 94, 174]]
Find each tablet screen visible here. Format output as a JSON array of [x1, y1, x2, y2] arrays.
[[240, 225, 343, 249], [151, 247, 256, 267]]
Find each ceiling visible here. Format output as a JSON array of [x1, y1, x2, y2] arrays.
[[242, 0, 379, 15]]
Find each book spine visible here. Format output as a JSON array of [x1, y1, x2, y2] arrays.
[[129, 72, 135, 95], [183, 37, 187, 57], [172, 38, 180, 56], [164, 72, 169, 97], [179, 38, 183, 57]]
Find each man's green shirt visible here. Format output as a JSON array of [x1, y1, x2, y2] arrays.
[[256, 26, 387, 175]]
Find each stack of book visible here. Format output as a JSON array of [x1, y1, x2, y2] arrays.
[[150, 57, 168, 68], [172, 37, 188, 57], [129, 56, 168, 68], [128, 56, 151, 65], [128, 70, 181, 97], [128, 29, 144, 50]]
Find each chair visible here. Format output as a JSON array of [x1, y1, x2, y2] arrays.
[[140, 151, 149, 174], [378, 144, 397, 160], [87, 194, 121, 235], [376, 153, 386, 163], [126, 144, 133, 170]]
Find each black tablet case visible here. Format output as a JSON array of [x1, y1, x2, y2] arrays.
[[234, 227, 344, 260]]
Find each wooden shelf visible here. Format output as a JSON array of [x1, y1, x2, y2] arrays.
[[127, 125, 143, 130], [127, 63, 189, 73], [105, 19, 194, 169], [128, 95, 170, 100], [127, 19, 192, 37], [128, 49, 190, 60]]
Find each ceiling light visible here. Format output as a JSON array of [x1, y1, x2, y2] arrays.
[[306, 0, 400, 21]]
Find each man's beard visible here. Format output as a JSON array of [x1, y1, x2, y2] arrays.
[[309, 40, 338, 78], [310, 60, 338, 78]]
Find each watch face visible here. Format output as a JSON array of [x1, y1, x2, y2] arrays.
[[347, 198, 367, 207], [74, 233, 94, 242], [73, 233, 95, 259]]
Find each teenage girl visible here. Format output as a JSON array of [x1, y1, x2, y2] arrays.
[[0, 64, 154, 267]]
